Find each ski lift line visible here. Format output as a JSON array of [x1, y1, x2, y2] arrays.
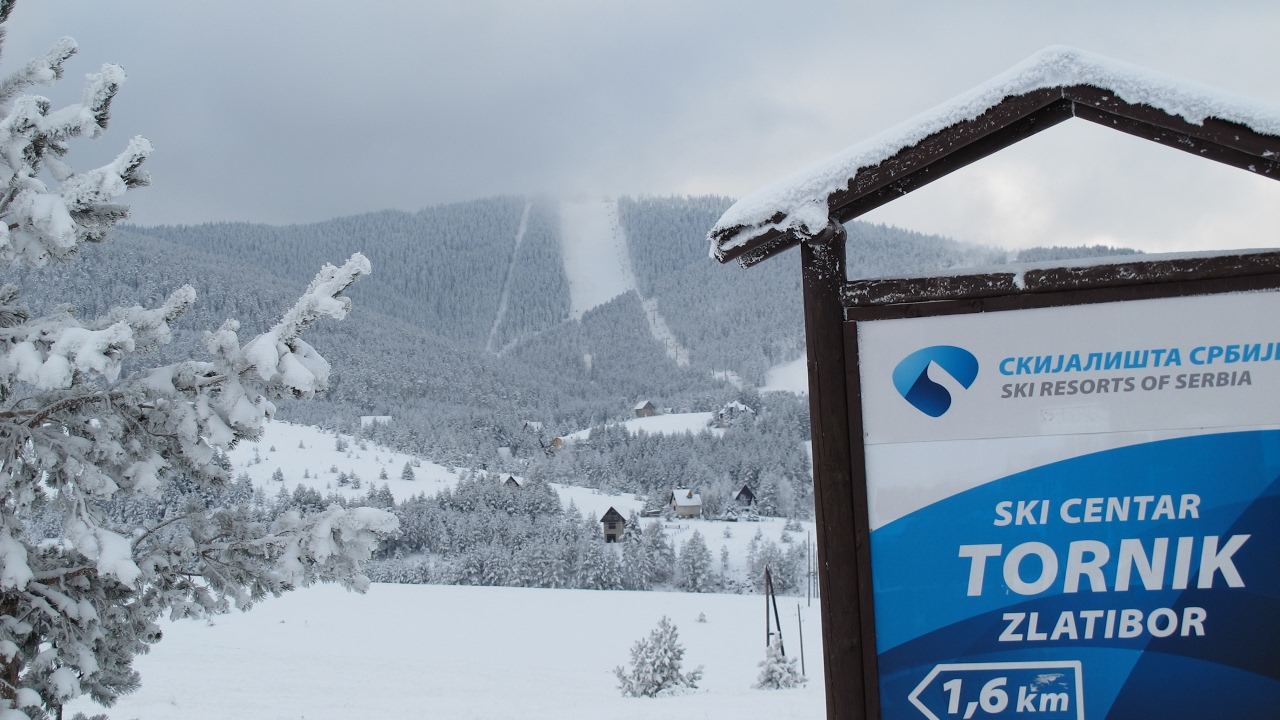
[[484, 201, 532, 354]]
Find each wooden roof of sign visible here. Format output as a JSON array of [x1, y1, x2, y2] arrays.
[[708, 46, 1280, 268]]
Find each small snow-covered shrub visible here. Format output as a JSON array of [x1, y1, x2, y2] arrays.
[[615, 616, 703, 697], [401, 462, 415, 481], [755, 638, 805, 689]]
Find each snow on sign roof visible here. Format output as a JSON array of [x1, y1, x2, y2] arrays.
[[709, 45, 1280, 268]]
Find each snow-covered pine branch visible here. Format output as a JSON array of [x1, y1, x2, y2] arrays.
[[0, 6, 396, 718]]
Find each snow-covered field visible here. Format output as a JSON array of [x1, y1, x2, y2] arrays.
[[117, 421, 823, 718], [760, 356, 809, 395], [561, 412, 725, 443], [65, 584, 825, 720], [226, 420, 461, 500]]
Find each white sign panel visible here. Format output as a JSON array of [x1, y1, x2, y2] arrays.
[[856, 289, 1280, 720]]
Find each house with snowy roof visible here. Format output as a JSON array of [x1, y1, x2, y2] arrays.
[[734, 484, 756, 506], [668, 488, 702, 518], [634, 400, 657, 418], [500, 475, 525, 489], [600, 507, 626, 543], [712, 400, 755, 428]]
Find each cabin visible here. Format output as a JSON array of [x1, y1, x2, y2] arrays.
[[735, 484, 756, 506], [634, 400, 657, 418], [713, 400, 755, 428], [601, 506, 626, 542], [501, 475, 525, 489], [668, 488, 702, 518]]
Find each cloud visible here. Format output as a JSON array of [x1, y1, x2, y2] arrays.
[[9, 0, 1279, 252]]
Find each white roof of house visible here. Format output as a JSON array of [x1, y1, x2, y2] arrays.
[[670, 489, 702, 507], [710, 45, 1280, 259], [634, 400, 655, 410]]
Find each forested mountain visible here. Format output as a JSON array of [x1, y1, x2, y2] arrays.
[[3, 195, 1137, 514], [128, 197, 570, 350]]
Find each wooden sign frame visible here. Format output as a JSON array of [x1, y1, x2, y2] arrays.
[[801, 236, 1280, 719]]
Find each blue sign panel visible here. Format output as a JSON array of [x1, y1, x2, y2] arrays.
[[857, 292, 1280, 719]]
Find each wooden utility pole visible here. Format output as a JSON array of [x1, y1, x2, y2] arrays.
[[798, 603, 807, 676]]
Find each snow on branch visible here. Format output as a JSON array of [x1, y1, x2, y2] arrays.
[[240, 253, 371, 396], [0, 35, 75, 107]]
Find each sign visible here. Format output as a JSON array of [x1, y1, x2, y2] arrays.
[[857, 290, 1280, 719]]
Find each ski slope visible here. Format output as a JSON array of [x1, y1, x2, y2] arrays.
[[558, 198, 694, 369], [64, 583, 824, 720], [560, 198, 637, 320]]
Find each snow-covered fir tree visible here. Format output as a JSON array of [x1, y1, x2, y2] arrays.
[[0, 7, 397, 717], [614, 616, 703, 698], [400, 461, 414, 482], [639, 520, 674, 585], [755, 637, 805, 689], [676, 530, 713, 592]]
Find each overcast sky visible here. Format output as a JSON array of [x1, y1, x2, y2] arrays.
[[15, 0, 1280, 252]]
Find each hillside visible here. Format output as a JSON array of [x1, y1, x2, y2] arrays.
[[2, 195, 1138, 498]]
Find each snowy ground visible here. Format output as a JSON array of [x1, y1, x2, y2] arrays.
[[226, 421, 461, 501], [561, 412, 725, 443], [560, 198, 637, 320], [760, 356, 809, 395], [65, 584, 825, 720], [551, 483, 645, 519]]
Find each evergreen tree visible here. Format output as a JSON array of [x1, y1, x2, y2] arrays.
[[578, 542, 625, 590], [272, 468, 284, 482], [677, 530, 713, 592], [401, 461, 415, 481], [640, 520, 674, 586], [614, 616, 703, 697], [0, 9, 397, 715]]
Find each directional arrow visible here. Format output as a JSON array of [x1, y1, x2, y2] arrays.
[[907, 661, 1084, 720]]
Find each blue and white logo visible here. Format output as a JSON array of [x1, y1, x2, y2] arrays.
[[892, 346, 979, 417]]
